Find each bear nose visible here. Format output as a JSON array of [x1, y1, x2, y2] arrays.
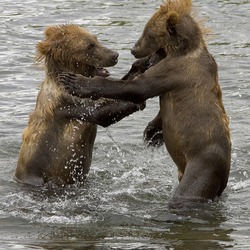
[[131, 46, 140, 58], [112, 51, 119, 61], [131, 47, 136, 56]]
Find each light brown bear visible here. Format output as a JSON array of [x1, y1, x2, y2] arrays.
[[15, 24, 144, 187], [58, 0, 232, 207]]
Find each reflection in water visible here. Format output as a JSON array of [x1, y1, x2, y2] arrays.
[[32, 202, 234, 249]]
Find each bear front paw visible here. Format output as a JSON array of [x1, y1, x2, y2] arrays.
[[143, 124, 164, 147]]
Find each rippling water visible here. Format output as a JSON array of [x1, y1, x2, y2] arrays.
[[0, 0, 249, 249]]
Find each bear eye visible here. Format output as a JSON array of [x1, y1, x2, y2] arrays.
[[87, 43, 95, 50]]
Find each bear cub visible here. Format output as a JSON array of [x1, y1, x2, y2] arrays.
[[15, 24, 144, 187]]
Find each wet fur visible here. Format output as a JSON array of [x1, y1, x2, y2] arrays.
[[15, 24, 143, 186]]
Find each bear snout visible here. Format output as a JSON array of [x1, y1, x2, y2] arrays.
[[131, 46, 138, 57], [112, 51, 119, 63], [131, 46, 146, 59]]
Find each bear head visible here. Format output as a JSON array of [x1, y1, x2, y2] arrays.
[[36, 24, 119, 78], [131, 0, 204, 58]]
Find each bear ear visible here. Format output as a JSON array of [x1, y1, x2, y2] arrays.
[[166, 11, 179, 33], [36, 40, 50, 61], [44, 26, 58, 38]]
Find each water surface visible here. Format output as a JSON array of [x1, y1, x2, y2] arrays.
[[0, 0, 249, 249]]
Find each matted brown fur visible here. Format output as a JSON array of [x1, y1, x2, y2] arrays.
[[160, 0, 192, 15], [146, 0, 192, 29], [157, 0, 210, 36]]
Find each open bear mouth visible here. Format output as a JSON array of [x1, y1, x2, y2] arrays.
[[94, 67, 110, 77]]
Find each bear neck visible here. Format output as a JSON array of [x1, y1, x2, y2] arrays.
[[163, 14, 207, 57], [164, 25, 206, 58], [168, 37, 206, 57]]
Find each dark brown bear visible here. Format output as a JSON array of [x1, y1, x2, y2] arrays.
[[15, 24, 144, 187], [58, 1, 231, 206]]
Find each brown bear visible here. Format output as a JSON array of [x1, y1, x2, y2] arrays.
[[58, 0, 232, 207], [15, 24, 145, 187]]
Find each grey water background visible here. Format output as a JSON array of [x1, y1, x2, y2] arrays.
[[0, 0, 249, 249]]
